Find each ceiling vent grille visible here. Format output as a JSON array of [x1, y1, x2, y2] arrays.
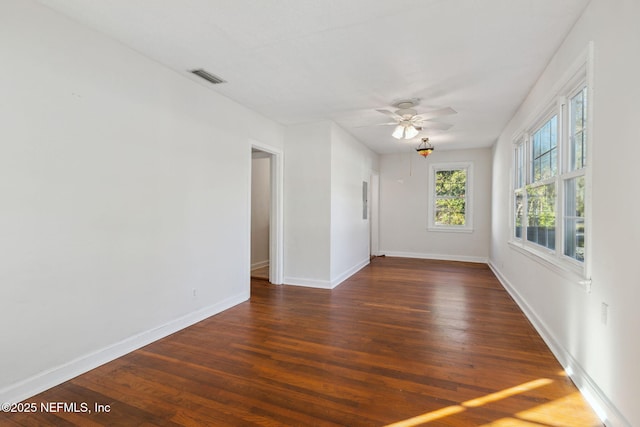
[[190, 69, 226, 85]]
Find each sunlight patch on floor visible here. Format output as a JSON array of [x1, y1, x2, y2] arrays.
[[462, 379, 553, 408], [513, 392, 602, 427], [384, 405, 466, 427], [384, 378, 600, 427], [385, 378, 552, 427], [478, 419, 544, 427]]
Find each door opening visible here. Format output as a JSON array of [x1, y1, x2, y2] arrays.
[[249, 142, 283, 286], [251, 150, 271, 281]]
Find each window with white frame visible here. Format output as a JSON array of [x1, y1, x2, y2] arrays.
[[564, 86, 587, 262], [428, 162, 473, 232], [512, 69, 589, 275]]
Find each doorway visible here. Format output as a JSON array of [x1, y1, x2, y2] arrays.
[[251, 150, 270, 280], [250, 142, 283, 285]]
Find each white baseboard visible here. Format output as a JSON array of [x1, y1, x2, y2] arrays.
[[382, 251, 488, 264], [283, 276, 333, 289], [330, 258, 370, 288], [284, 258, 370, 290], [0, 291, 249, 404], [487, 261, 630, 427], [251, 260, 269, 270]]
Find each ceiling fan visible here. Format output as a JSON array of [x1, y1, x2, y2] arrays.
[[375, 99, 456, 140]]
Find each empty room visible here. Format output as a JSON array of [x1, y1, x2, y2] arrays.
[[1, 0, 638, 426]]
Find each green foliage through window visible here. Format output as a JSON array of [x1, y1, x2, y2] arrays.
[[435, 169, 467, 226], [526, 183, 556, 250]]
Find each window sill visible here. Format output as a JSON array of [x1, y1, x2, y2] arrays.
[[508, 240, 590, 292], [428, 226, 474, 234]]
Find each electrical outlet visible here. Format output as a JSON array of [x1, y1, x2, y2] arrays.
[[601, 302, 608, 325]]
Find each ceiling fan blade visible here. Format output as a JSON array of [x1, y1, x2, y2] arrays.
[[376, 109, 403, 121], [416, 121, 453, 131], [353, 122, 398, 128], [414, 107, 457, 121]]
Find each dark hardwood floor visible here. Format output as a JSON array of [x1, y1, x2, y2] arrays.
[[250, 265, 269, 281], [2, 257, 602, 426]]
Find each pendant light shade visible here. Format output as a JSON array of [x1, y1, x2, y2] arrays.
[[392, 125, 405, 139], [416, 137, 434, 158], [392, 121, 420, 140], [405, 126, 419, 139]]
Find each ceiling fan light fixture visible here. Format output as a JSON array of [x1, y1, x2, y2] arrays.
[[404, 125, 419, 139], [379, 100, 455, 141], [392, 125, 405, 139]]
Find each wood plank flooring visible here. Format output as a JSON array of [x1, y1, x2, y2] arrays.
[[250, 265, 269, 281], [2, 257, 602, 426]]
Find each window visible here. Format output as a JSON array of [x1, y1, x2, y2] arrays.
[[526, 182, 556, 250], [526, 114, 559, 251], [564, 176, 585, 261], [429, 163, 472, 232], [531, 115, 558, 182], [564, 86, 588, 262], [511, 71, 589, 277], [514, 143, 525, 239]]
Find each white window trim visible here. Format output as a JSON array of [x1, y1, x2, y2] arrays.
[[508, 43, 593, 290], [427, 162, 474, 233]]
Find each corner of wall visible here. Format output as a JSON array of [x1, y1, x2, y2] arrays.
[[330, 258, 370, 288]]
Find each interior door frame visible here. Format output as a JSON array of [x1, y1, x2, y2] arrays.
[[250, 140, 284, 284]]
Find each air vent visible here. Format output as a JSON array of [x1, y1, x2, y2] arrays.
[[190, 69, 226, 85]]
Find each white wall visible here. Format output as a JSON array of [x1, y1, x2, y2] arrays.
[[0, 0, 284, 402], [490, 0, 640, 425], [284, 122, 332, 285], [284, 122, 379, 288], [379, 148, 492, 262], [329, 124, 379, 285], [251, 156, 270, 269]]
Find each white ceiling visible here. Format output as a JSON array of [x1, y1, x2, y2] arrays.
[[36, 0, 590, 153]]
